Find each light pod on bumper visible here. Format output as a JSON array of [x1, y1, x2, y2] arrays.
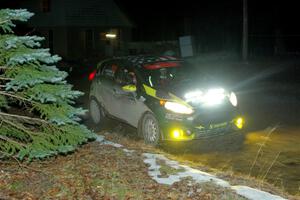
[[235, 117, 244, 129]]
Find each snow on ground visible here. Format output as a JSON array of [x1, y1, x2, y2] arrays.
[[95, 135, 134, 155], [232, 186, 286, 200], [143, 153, 286, 200], [143, 153, 229, 187], [95, 134, 286, 200]]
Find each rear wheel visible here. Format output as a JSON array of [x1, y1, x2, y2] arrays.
[[89, 98, 107, 131], [140, 113, 161, 146]]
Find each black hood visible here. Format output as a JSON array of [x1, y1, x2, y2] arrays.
[[159, 76, 227, 100]]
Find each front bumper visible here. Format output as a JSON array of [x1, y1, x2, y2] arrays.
[[160, 114, 244, 141]]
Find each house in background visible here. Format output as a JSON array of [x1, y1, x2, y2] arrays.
[[20, 0, 133, 61]]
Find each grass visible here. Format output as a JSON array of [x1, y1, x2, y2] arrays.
[[0, 141, 247, 199], [9, 181, 24, 191], [91, 175, 143, 199], [1, 131, 297, 200]]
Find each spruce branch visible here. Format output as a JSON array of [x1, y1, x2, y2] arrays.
[[0, 77, 13, 81], [0, 8, 94, 160], [0, 111, 49, 124], [0, 20, 9, 25], [0, 135, 26, 147], [0, 91, 32, 103], [0, 117, 38, 136]]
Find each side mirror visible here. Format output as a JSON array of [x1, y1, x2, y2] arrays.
[[122, 84, 136, 92]]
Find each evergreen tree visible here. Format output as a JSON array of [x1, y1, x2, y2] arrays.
[[0, 9, 95, 160]]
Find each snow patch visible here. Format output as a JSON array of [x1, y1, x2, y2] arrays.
[[123, 148, 135, 156], [143, 153, 229, 186], [95, 135, 286, 200], [143, 153, 286, 200], [232, 186, 286, 200], [95, 135, 105, 142], [95, 134, 123, 148], [102, 140, 123, 148]]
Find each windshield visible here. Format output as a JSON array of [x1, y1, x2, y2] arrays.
[[142, 61, 199, 88]]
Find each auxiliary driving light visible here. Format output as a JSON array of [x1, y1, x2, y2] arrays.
[[172, 129, 183, 139], [235, 117, 244, 129], [171, 129, 194, 140]]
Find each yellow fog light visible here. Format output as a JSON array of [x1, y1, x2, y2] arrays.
[[235, 117, 244, 129], [172, 129, 183, 139]]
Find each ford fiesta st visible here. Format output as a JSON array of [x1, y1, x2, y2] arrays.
[[89, 55, 244, 146]]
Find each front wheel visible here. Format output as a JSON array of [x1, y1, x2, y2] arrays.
[[140, 113, 161, 146]]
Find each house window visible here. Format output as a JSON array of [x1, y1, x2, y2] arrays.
[[41, 0, 51, 12]]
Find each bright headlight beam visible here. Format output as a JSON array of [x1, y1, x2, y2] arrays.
[[184, 88, 227, 106], [164, 102, 193, 114], [184, 90, 203, 100], [203, 88, 225, 106]]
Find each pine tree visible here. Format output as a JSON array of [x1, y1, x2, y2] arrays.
[[0, 9, 95, 160]]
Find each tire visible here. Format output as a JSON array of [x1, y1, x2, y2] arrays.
[[89, 98, 107, 131], [140, 113, 161, 146]]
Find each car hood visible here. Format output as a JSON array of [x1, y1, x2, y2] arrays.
[[157, 78, 227, 102]]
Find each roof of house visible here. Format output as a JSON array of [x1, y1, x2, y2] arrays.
[[20, 0, 133, 27]]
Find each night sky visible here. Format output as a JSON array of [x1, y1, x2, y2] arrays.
[[116, 0, 300, 39], [1, 0, 300, 52], [2, 0, 300, 36]]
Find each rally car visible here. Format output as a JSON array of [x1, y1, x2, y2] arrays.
[[89, 55, 244, 146]]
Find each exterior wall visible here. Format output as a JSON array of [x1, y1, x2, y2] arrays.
[[66, 27, 125, 60], [32, 26, 131, 60], [67, 27, 85, 60], [19, 0, 133, 60], [53, 27, 68, 58]]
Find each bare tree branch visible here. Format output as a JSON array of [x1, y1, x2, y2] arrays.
[[0, 150, 48, 174]]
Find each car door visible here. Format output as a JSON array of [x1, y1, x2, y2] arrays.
[[111, 65, 148, 127], [94, 61, 118, 115]]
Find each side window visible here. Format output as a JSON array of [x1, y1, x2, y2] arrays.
[[114, 67, 125, 85], [114, 67, 137, 86], [100, 63, 118, 79]]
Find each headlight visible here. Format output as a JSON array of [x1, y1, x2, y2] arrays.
[[229, 92, 238, 107], [184, 90, 203, 100], [185, 88, 225, 106], [203, 88, 225, 106], [164, 102, 194, 114]]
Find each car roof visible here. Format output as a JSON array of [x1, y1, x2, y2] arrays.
[[113, 55, 182, 68]]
